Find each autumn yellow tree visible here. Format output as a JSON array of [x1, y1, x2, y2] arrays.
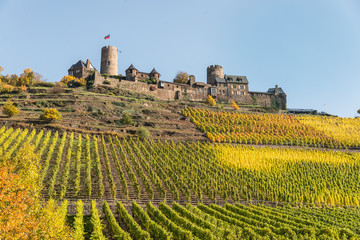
[[61, 75, 76, 85], [0, 68, 40, 87], [231, 100, 240, 110], [173, 71, 189, 84], [0, 144, 73, 239], [2, 100, 19, 117], [61, 75, 86, 87], [206, 95, 216, 106]]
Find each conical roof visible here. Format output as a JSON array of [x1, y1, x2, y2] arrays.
[[150, 68, 159, 74], [126, 64, 138, 71]]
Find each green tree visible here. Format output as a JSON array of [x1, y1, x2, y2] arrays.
[[39, 108, 62, 121], [2, 100, 19, 117]]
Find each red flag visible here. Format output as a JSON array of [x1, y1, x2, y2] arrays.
[[104, 34, 110, 40]]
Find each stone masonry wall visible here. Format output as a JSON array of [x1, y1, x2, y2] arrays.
[[92, 74, 286, 109]]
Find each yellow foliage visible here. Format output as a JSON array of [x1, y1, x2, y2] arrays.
[[183, 107, 360, 148], [39, 108, 62, 121], [215, 145, 355, 171], [173, 71, 189, 84], [2, 100, 19, 117], [0, 144, 73, 239], [61, 75, 76, 84], [61, 75, 86, 86], [76, 77, 86, 86], [205, 95, 216, 106], [0, 83, 14, 93], [18, 85, 27, 91], [231, 100, 239, 110]]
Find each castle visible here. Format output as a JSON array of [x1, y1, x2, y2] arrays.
[[68, 46, 286, 109]]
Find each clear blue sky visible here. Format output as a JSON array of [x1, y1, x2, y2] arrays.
[[1, 0, 360, 117]]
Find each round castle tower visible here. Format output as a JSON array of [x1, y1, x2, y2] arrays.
[[100, 46, 118, 75], [207, 65, 224, 85]]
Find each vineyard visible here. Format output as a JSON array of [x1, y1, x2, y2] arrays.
[[2, 124, 360, 238], [1, 125, 360, 205], [65, 200, 359, 239], [182, 107, 360, 148]]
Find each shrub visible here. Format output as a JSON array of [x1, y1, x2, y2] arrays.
[[50, 82, 65, 94], [121, 113, 133, 125], [0, 83, 15, 93], [138, 127, 150, 140], [39, 108, 62, 121], [231, 101, 239, 110], [2, 100, 19, 117], [33, 81, 55, 87], [103, 80, 111, 85], [206, 95, 216, 106]]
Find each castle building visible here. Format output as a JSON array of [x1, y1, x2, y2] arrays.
[[68, 59, 95, 79], [125, 64, 160, 82], [68, 46, 287, 109]]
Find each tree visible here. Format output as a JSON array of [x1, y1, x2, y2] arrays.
[[61, 75, 86, 87], [0, 144, 73, 239], [60, 75, 76, 85], [206, 95, 216, 106], [2, 100, 19, 117], [231, 101, 240, 110], [357, 109, 360, 115], [39, 108, 62, 121], [173, 71, 189, 84]]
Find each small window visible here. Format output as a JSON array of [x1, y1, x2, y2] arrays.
[[223, 90, 225, 94], [240, 86, 244, 89], [241, 92, 244, 96], [69, 71, 73, 75], [76, 70, 80, 73], [233, 85, 236, 89], [107, 61, 110, 65]]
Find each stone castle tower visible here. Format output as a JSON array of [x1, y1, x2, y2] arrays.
[[207, 65, 224, 85], [100, 46, 118, 75]]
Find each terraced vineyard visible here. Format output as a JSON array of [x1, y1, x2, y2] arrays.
[[2, 125, 360, 206], [182, 107, 360, 148], [67, 200, 359, 239], [2, 124, 360, 238]]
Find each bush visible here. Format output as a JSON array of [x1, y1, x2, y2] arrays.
[[120, 113, 133, 125], [138, 127, 150, 140], [33, 81, 55, 87], [231, 101, 239, 110], [2, 100, 19, 117], [0, 84, 15, 93], [39, 108, 62, 121], [206, 95, 216, 106]]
